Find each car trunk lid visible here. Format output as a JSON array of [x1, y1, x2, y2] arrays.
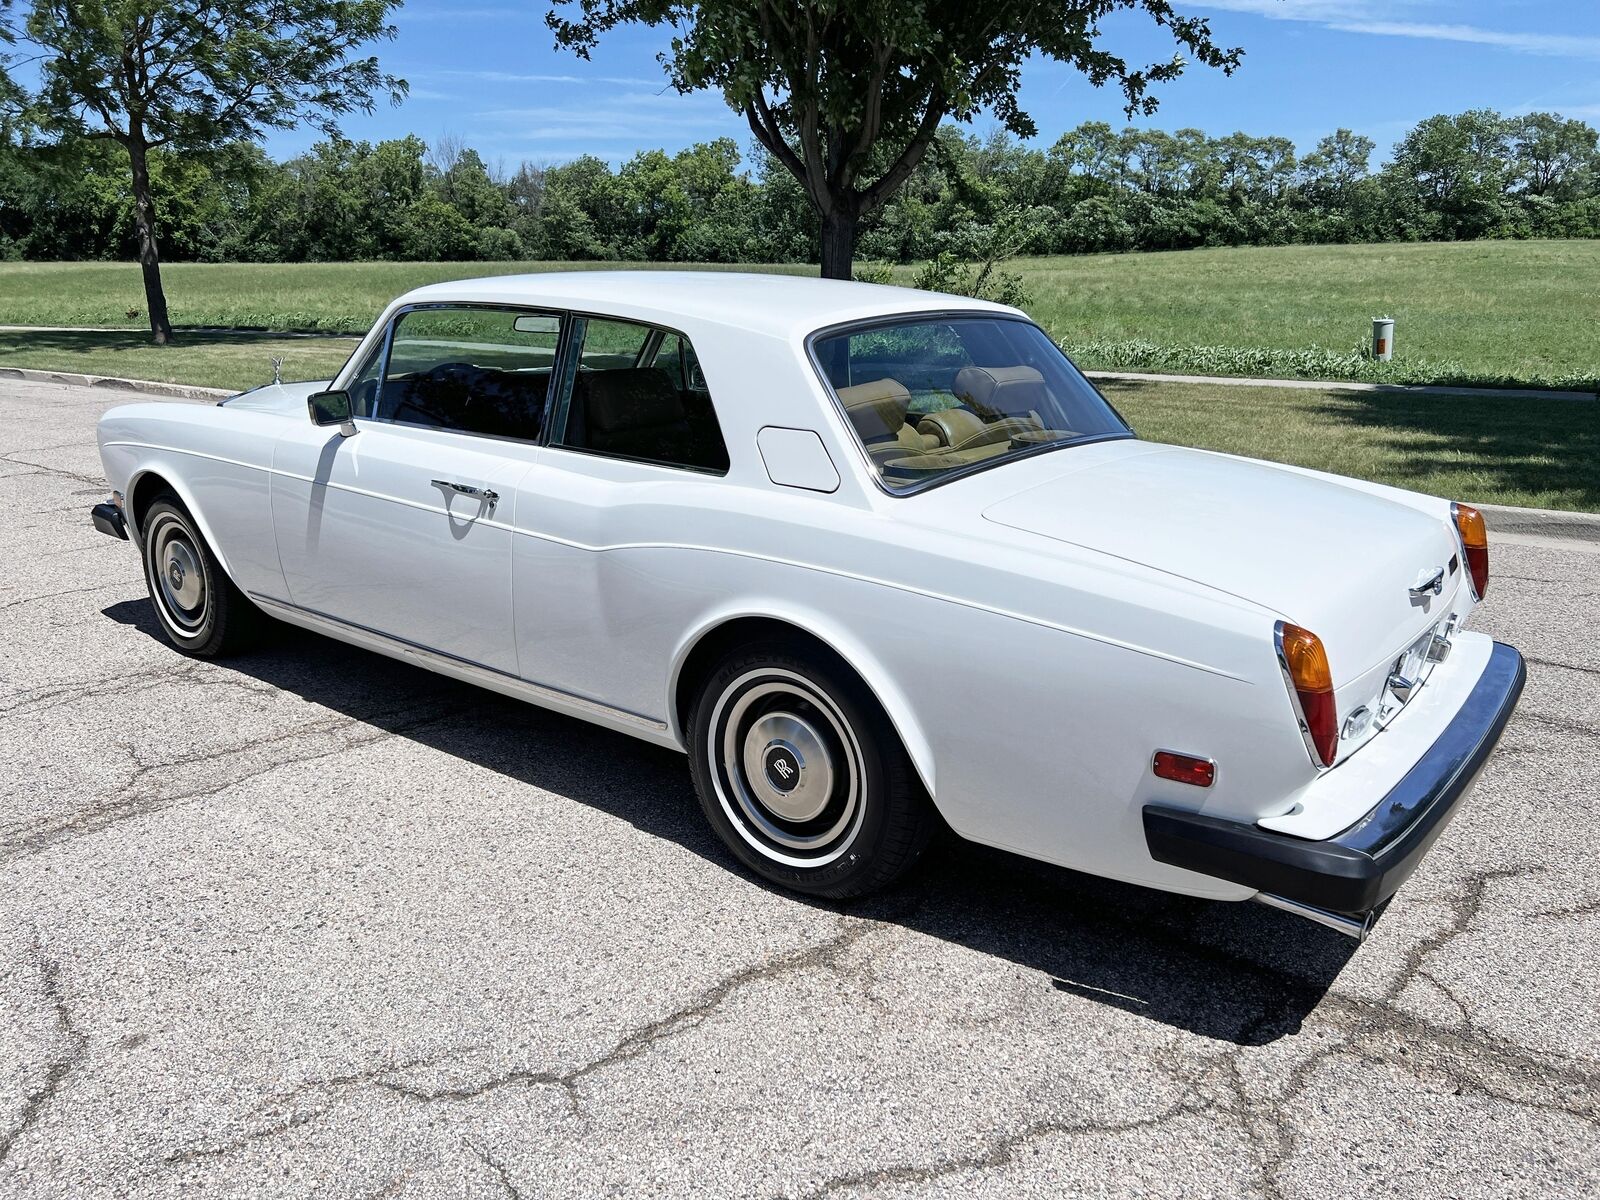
[[980, 444, 1465, 693]]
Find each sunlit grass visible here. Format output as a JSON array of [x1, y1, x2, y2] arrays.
[[1, 240, 1596, 387], [1103, 379, 1599, 513]]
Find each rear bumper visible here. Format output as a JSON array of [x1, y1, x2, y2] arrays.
[[1144, 641, 1526, 916], [91, 499, 128, 540]]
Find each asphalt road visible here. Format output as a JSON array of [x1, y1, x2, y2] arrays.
[[3, 378, 1597, 1199]]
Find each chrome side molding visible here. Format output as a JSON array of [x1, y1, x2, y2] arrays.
[[249, 593, 669, 735]]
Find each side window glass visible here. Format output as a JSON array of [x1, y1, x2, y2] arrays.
[[374, 307, 562, 441], [557, 319, 728, 473], [346, 339, 385, 418], [654, 332, 709, 395]]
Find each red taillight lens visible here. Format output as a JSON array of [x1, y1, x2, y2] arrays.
[[1452, 502, 1489, 598], [1153, 751, 1215, 788], [1277, 622, 1338, 768]]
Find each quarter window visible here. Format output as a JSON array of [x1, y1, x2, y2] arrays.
[[373, 306, 562, 441], [555, 317, 729, 473]]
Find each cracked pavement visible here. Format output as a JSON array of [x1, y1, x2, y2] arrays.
[[1, 378, 1597, 1198]]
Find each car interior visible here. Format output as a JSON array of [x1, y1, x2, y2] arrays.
[[820, 318, 1108, 486], [363, 311, 729, 472]]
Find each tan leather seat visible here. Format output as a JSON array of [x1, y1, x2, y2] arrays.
[[953, 365, 1048, 417], [919, 406, 1042, 453], [837, 377, 939, 462]]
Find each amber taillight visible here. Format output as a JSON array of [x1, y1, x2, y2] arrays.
[[1276, 621, 1338, 768], [1452, 502, 1489, 599]]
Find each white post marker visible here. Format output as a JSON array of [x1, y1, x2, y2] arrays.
[[1372, 317, 1395, 362]]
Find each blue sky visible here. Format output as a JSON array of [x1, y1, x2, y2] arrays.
[[266, 0, 1600, 168]]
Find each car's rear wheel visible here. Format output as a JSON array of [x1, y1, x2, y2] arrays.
[[139, 493, 262, 658], [688, 639, 934, 898]]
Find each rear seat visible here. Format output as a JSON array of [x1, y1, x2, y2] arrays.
[[836, 378, 940, 463]]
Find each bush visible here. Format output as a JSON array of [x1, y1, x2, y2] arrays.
[[911, 250, 1030, 308]]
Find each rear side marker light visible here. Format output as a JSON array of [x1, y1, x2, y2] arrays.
[[1276, 621, 1338, 768], [1452, 502, 1489, 599], [1153, 751, 1215, 788]]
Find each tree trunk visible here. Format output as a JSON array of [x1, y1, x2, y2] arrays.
[[819, 206, 857, 280], [125, 135, 173, 344]]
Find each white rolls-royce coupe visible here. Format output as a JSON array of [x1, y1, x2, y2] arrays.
[[91, 273, 1523, 939]]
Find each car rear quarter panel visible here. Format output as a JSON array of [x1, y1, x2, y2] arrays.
[[529, 481, 1315, 900]]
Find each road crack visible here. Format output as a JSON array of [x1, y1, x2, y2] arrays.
[[0, 951, 89, 1168]]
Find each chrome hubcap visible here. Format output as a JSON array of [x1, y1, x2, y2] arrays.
[[742, 712, 835, 823], [148, 515, 207, 633], [710, 670, 865, 866]]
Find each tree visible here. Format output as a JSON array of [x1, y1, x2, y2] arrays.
[[1388, 110, 1513, 239], [1299, 128, 1373, 196], [548, 1, 1242, 278], [27, 0, 404, 342], [1508, 112, 1599, 199]]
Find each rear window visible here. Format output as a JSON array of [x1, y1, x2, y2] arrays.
[[812, 316, 1131, 492]]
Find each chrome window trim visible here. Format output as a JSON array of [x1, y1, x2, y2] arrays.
[[803, 309, 1136, 499], [548, 312, 731, 479], [356, 301, 570, 447]]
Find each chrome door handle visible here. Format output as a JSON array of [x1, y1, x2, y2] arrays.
[[432, 479, 499, 503]]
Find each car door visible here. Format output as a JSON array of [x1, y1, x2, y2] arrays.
[[271, 305, 563, 676], [508, 315, 732, 719]]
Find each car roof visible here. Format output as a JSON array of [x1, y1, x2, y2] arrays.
[[394, 270, 1023, 341]]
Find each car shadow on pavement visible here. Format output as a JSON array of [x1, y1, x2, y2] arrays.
[[105, 601, 1359, 1047]]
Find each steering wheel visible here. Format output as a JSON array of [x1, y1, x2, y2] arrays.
[[392, 361, 479, 427]]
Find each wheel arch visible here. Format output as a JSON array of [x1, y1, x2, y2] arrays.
[[126, 466, 237, 581], [668, 609, 938, 800]]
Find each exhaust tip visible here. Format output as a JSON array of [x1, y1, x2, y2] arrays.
[[1255, 892, 1373, 941]]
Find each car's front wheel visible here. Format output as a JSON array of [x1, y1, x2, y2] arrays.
[[688, 639, 935, 898], [139, 493, 262, 658]]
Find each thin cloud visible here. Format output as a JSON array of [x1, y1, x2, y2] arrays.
[[1193, 1, 1600, 61], [425, 69, 665, 87]]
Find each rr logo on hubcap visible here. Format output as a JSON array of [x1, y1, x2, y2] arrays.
[[763, 746, 801, 792]]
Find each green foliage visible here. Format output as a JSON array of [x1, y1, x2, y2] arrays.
[[548, 0, 1242, 275], [1064, 338, 1599, 393], [0, 103, 1598, 287], [27, 0, 405, 149]]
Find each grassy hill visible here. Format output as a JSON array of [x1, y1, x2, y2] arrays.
[[1, 240, 1596, 389]]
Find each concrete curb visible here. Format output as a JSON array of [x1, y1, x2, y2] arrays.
[[1478, 502, 1600, 544], [0, 366, 230, 401], [1084, 369, 1597, 402]]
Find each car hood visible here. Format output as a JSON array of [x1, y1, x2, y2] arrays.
[[981, 443, 1464, 683], [222, 379, 333, 416]]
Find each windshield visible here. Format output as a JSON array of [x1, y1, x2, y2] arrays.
[[812, 315, 1132, 492]]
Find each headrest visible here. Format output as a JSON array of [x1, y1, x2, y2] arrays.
[[836, 377, 912, 443], [953, 365, 1046, 415], [579, 367, 683, 434]]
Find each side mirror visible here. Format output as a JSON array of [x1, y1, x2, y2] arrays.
[[308, 389, 357, 437]]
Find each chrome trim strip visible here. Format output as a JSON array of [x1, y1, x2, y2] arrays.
[[249, 594, 669, 733]]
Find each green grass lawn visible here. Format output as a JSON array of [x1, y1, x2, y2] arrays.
[[3, 326, 1590, 511], [0, 329, 356, 392], [1017, 240, 1600, 388], [0, 240, 1596, 388], [1102, 379, 1599, 513]]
